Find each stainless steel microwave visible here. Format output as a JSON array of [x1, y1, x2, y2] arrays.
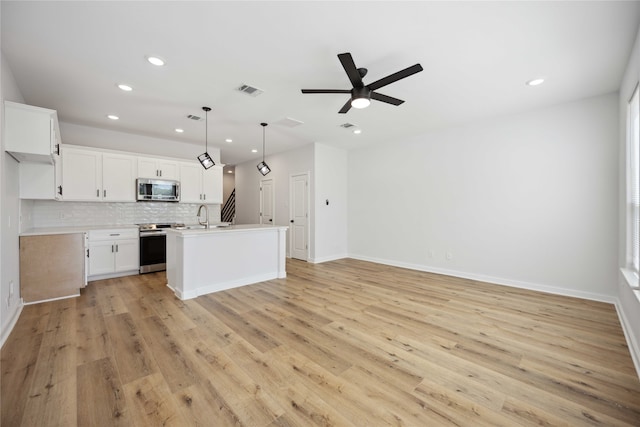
[[136, 178, 180, 202]]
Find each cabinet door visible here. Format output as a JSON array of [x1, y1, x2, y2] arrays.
[[202, 165, 223, 204], [62, 147, 102, 200], [113, 238, 139, 272], [103, 153, 137, 201], [158, 160, 179, 180], [179, 163, 203, 203], [88, 240, 115, 275], [4, 101, 56, 163], [137, 157, 159, 178]]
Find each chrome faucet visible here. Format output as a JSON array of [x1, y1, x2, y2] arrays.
[[197, 204, 209, 229]]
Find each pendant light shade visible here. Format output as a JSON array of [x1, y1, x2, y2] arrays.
[[257, 122, 271, 176], [198, 106, 215, 169]]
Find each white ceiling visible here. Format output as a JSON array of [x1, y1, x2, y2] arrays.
[[2, 1, 639, 166]]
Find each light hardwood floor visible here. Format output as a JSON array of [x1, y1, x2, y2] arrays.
[[2, 258, 640, 426]]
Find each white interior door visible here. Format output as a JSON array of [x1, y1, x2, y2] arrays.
[[290, 173, 309, 260], [260, 179, 274, 224]]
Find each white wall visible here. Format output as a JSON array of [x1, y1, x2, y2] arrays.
[[235, 143, 313, 256], [313, 143, 348, 263], [1, 50, 26, 347], [60, 122, 221, 164], [617, 26, 640, 374], [349, 93, 619, 301]]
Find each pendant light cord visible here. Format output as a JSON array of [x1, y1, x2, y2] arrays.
[[262, 125, 265, 162], [205, 109, 208, 152]]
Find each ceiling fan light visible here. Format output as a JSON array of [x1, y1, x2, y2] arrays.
[[257, 161, 271, 176], [351, 97, 371, 109]]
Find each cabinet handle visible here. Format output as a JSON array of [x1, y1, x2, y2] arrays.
[[104, 189, 107, 197], [203, 194, 206, 200], [116, 244, 119, 252], [159, 170, 162, 177], [97, 189, 100, 197], [111, 245, 114, 253], [109, 233, 120, 236], [55, 144, 60, 155], [57, 185, 62, 196]]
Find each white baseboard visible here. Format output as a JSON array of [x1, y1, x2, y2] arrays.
[[0, 302, 23, 349], [615, 299, 640, 379], [309, 253, 349, 264], [348, 253, 616, 303]]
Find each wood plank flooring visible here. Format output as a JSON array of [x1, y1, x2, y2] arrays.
[[2, 258, 640, 426]]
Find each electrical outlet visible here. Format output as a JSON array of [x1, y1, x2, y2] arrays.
[[59, 212, 66, 219], [446, 252, 453, 261], [427, 250, 434, 259]]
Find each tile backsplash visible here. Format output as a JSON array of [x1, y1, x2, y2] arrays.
[[24, 200, 221, 228]]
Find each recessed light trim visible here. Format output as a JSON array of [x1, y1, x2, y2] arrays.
[[526, 78, 545, 86], [225, 138, 233, 143], [117, 84, 133, 92], [175, 128, 184, 133], [251, 149, 258, 153], [107, 114, 119, 120], [146, 55, 165, 66], [353, 129, 362, 134]]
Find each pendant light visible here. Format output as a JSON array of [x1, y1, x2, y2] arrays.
[[257, 122, 271, 176], [197, 106, 215, 169]]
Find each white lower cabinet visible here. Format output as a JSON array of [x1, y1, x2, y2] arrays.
[[88, 228, 139, 280]]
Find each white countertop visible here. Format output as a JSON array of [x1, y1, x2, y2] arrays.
[[166, 224, 288, 236], [20, 224, 139, 236]]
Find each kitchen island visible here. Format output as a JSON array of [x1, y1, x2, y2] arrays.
[[165, 224, 288, 300]]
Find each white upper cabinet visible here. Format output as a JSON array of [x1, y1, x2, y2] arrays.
[[138, 157, 179, 180], [179, 163, 223, 204], [4, 101, 61, 164], [61, 146, 137, 202], [61, 147, 102, 201], [102, 153, 137, 201]]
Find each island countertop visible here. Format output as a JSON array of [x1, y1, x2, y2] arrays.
[[166, 224, 288, 236]]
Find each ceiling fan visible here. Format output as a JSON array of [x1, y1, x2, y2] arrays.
[[301, 52, 423, 114]]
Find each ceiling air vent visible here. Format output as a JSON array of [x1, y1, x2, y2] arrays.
[[187, 114, 203, 121], [236, 84, 264, 97], [275, 117, 304, 128], [339, 123, 356, 129]]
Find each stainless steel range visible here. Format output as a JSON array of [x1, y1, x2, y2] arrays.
[[138, 223, 184, 273]]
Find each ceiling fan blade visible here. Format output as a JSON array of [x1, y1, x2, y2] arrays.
[[371, 92, 405, 106], [367, 64, 424, 91], [301, 89, 352, 94], [338, 52, 364, 88], [338, 99, 352, 114]]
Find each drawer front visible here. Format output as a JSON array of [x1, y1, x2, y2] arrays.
[[89, 228, 138, 241]]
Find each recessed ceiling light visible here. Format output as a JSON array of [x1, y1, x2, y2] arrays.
[[526, 78, 545, 86], [251, 149, 258, 153], [117, 84, 133, 92], [107, 115, 119, 120], [353, 129, 362, 134], [146, 55, 165, 66], [175, 128, 184, 133], [225, 138, 233, 143], [227, 170, 233, 174]]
